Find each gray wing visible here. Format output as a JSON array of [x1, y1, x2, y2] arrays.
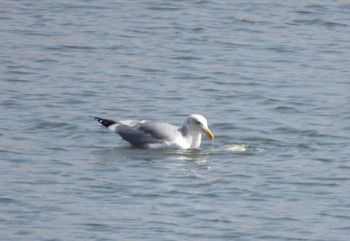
[[115, 121, 180, 147]]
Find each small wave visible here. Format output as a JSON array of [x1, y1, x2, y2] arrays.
[[217, 144, 247, 153]]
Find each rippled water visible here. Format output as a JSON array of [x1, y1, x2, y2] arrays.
[[1, 1, 350, 240]]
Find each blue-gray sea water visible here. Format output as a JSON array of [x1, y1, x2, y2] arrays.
[[1, 1, 350, 240]]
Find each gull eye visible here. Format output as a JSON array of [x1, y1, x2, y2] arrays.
[[195, 120, 201, 125]]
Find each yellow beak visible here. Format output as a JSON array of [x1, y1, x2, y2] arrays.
[[202, 128, 215, 141]]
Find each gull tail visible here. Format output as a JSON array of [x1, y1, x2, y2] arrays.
[[90, 116, 118, 131]]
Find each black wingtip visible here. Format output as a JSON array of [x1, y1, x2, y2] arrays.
[[90, 116, 117, 128]]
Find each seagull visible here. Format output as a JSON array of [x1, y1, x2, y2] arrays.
[[91, 114, 214, 149]]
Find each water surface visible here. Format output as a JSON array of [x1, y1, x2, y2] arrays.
[[1, 1, 350, 240]]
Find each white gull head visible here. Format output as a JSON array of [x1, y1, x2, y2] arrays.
[[180, 114, 214, 149]]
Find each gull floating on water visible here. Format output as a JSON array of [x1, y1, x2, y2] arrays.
[[91, 114, 214, 149]]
